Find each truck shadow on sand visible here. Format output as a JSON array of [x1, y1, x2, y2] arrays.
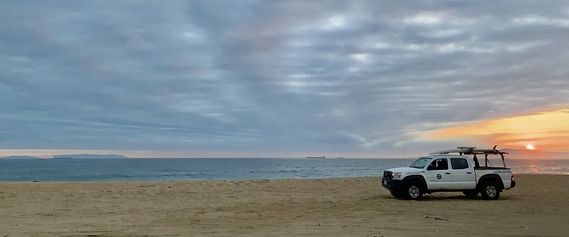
[[379, 194, 518, 201]]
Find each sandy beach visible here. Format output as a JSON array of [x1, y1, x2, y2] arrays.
[[0, 175, 567, 236]]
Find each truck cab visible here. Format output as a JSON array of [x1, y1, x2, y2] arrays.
[[382, 147, 516, 200]]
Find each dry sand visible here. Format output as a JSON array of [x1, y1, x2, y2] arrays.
[[0, 175, 568, 236]]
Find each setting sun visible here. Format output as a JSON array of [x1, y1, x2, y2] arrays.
[[526, 144, 535, 150]]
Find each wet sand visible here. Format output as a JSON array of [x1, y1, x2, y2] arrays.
[[0, 175, 567, 236]]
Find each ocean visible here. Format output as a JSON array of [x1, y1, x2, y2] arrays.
[[0, 158, 568, 182]]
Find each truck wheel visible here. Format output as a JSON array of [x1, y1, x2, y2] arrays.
[[463, 190, 479, 198], [390, 191, 402, 198], [404, 182, 423, 200], [480, 181, 501, 200]]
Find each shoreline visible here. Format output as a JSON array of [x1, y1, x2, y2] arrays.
[[1, 173, 568, 183], [1, 175, 567, 236]]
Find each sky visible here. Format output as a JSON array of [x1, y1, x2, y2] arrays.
[[1, 0, 568, 158]]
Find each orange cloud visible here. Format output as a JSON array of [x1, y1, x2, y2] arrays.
[[424, 109, 569, 151]]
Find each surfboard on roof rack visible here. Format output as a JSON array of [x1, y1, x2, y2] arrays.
[[429, 145, 508, 155], [429, 147, 476, 155]]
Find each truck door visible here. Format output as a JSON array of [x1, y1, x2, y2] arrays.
[[425, 158, 452, 190], [449, 157, 476, 189]]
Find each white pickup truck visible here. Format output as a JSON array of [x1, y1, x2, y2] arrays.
[[382, 147, 516, 200]]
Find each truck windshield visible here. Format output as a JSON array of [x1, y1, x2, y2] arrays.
[[409, 157, 432, 169]]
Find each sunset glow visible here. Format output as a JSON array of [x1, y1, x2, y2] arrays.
[[423, 109, 569, 151]]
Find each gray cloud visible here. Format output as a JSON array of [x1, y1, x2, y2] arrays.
[[1, 0, 568, 157]]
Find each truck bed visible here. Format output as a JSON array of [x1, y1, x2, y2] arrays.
[[474, 166, 510, 170]]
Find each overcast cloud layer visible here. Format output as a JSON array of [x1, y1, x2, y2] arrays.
[[1, 1, 568, 157]]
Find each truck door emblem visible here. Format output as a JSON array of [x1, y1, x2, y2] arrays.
[[436, 174, 442, 179]]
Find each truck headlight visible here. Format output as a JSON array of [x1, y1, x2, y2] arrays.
[[392, 172, 402, 178]]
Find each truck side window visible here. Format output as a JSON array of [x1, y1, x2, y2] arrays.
[[430, 158, 448, 170], [451, 158, 469, 169]]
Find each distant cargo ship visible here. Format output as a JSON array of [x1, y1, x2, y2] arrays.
[[306, 155, 326, 159]]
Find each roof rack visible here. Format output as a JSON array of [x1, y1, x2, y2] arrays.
[[429, 145, 508, 168]]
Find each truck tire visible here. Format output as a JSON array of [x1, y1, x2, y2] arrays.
[[390, 191, 402, 198], [480, 181, 501, 200], [463, 190, 479, 198], [404, 182, 423, 200]]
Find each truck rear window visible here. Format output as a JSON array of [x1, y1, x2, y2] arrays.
[[451, 158, 469, 169]]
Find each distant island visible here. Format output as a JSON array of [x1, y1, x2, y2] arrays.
[[1, 154, 129, 160], [0, 156, 41, 160], [53, 154, 128, 159]]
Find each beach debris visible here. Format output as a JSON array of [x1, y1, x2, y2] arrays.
[[425, 215, 449, 221], [303, 223, 337, 228]]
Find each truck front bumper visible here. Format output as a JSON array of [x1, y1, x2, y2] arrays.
[[382, 178, 404, 192]]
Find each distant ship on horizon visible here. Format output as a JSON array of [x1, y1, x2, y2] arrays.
[[306, 155, 326, 159]]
